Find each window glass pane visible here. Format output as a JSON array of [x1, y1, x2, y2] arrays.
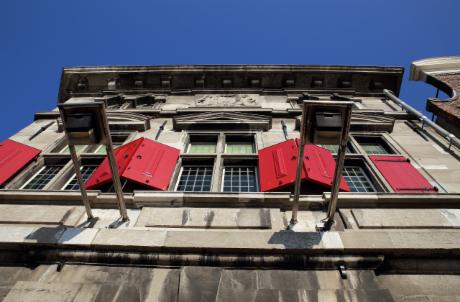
[[95, 145, 106, 155], [225, 142, 254, 154], [63, 165, 99, 190], [343, 166, 376, 192], [188, 143, 216, 154], [361, 143, 388, 155], [223, 166, 258, 192], [60, 145, 86, 154], [22, 165, 64, 190], [94, 143, 122, 155], [321, 144, 351, 154], [177, 166, 213, 192]]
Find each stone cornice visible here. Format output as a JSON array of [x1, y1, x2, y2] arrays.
[[58, 64, 404, 103]]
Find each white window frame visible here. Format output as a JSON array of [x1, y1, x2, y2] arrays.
[[343, 165, 376, 192], [61, 164, 98, 190], [221, 165, 259, 192], [224, 141, 255, 154], [174, 165, 214, 192], [20, 166, 47, 189], [59, 144, 87, 154], [186, 142, 217, 154], [20, 165, 63, 190]]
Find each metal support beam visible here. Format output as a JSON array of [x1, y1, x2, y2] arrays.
[[100, 107, 129, 221], [68, 144, 93, 220], [325, 105, 352, 225]]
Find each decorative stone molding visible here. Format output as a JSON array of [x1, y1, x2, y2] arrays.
[[173, 112, 271, 130], [58, 65, 404, 103], [195, 94, 259, 107]]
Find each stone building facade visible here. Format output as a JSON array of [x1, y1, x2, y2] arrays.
[[0, 64, 460, 301]]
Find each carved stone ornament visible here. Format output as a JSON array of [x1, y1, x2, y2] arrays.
[[195, 94, 259, 107]]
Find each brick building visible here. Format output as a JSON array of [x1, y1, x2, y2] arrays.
[[0, 63, 460, 301]]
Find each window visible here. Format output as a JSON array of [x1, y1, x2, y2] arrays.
[[62, 164, 98, 190], [360, 143, 388, 155], [59, 145, 86, 154], [342, 166, 376, 192], [21, 165, 64, 190], [354, 136, 395, 155], [176, 165, 213, 192], [321, 144, 353, 154], [177, 132, 259, 192], [107, 103, 122, 109], [222, 166, 258, 192], [187, 135, 217, 154], [92, 133, 131, 154], [225, 135, 255, 154], [93, 142, 123, 155]]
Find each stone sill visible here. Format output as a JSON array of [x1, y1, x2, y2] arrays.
[[0, 190, 459, 209]]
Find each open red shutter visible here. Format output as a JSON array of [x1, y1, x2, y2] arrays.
[[369, 155, 437, 193], [0, 139, 41, 186], [85, 138, 143, 189], [302, 144, 350, 192], [85, 137, 179, 191], [258, 139, 349, 192], [258, 139, 299, 192], [122, 139, 180, 190]]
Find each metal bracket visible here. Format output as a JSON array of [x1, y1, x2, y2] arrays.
[[338, 264, 347, 279]]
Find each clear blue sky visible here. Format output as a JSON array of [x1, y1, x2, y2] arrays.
[[1, 0, 459, 141]]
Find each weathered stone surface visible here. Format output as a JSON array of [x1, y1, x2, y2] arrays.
[[377, 274, 460, 302], [165, 230, 343, 250], [136, 207, 271, 229], [0, 225, 65, 245], [178, 267, 221, 302], [144, 269, 180, 302], [340, 230, 460, 250], [3, 281, 99, 302], [58, 228, 99, 246], [352, 209, 460, 229], [92, 229, 167, 250], [0, 205, 81, 225], [76, 209, 141, 229]]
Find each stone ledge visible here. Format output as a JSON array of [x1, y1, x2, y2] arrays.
[[1, 191, 460, 209], [1, 226, 460, 256]]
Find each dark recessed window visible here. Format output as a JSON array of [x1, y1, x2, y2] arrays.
[[225, 135, 255, 154], [176, 165, 213, 192], [343, 166, 376, 192], [355, 136, 395, 155], [21, 165, 64, 190], [62, 164, 98, 191], [187, 135, 218, 154], [222, 165, 258, 192]]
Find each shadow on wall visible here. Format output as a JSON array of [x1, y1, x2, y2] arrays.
[[268, 231, 323, 249]]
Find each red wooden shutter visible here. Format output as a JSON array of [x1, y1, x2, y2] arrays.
[[85, 138, 143, 189], [0, 139, 41, 186], [123, 139, 180, 190], [258, 139, 299, 192], [258, 139, 349, 192], [369, 155, 437, 193], [85, 138, 180, 191], [302, 144, 350, 192]]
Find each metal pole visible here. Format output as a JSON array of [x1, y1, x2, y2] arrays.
[[68, 144, 94, 220], [154, 120, 167, 141], [289, 104, 309, 228], [289, 140, 305, 227], [281, 120, 289, 140], [100, 107, 129, 221], [325, 105, 352, 226]]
